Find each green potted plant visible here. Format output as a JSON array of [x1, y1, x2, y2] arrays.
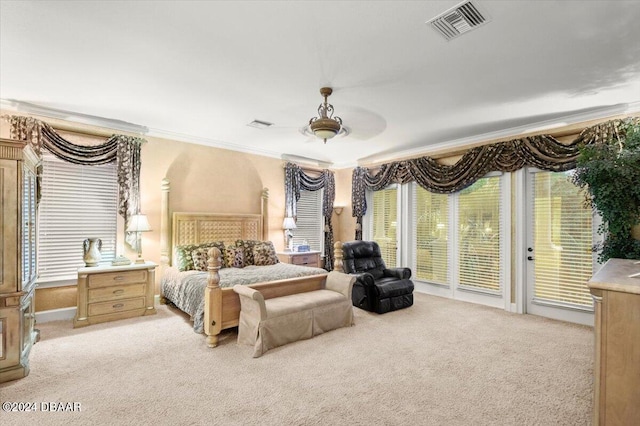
[[571, 118, 640, 262]]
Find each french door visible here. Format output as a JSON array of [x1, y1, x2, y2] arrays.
[[369, 177, 508, 309], [451, 174, 508, 308], [525, 169, 597, 325]]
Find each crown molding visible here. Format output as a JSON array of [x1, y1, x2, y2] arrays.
[[1, 99, 149, 135], [357, 101, 640, 167]]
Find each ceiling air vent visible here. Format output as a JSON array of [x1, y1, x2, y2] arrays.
[[427, 0, 489, 41], [247, 119, 273, 129]]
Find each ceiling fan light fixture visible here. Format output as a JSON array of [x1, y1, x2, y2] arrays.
[[308, 87, 343, 143], [310, 118, 342, 140]]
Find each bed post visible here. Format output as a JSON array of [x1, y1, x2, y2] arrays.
[[205, 247, 223, 348], [261, 188, 269, 240], [334, 241, 344, 273], [159, 178, 170, 303]]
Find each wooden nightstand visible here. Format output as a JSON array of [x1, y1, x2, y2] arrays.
[[74, 262, 157, 328], [277, 251, 322, 268]]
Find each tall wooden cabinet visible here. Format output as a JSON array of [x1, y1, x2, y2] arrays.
[[0, 138, 40, 383], [588, 258, 640, 425]]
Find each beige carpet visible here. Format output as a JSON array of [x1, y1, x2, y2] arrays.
[[0, 293, 593, 426]]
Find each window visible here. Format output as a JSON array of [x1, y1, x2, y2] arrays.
[[38, 150, 118, 283], [457, 176, 502, 293], [413, 184, 449, 284], [292, 189, 323, 252], [369, 185, 398, 267]]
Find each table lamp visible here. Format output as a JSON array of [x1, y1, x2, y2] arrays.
[[282, 217, 296, 252], [126, 214, 151, 263]]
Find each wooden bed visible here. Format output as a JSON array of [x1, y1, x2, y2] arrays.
[[159, 179, 327, 348]]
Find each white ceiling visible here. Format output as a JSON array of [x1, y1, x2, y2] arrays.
[[1, 1, 639, 168]]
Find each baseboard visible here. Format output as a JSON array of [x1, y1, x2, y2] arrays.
[[154, 294, 160, 305], [35, 307, 76, 323]]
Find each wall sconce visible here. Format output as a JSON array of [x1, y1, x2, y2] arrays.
[[333, 206, 344, 215], [126, 214, 151, 263], [282, 217, 297, 252]]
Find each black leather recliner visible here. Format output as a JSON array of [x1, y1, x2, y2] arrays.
[[341, 240, 414, 314]]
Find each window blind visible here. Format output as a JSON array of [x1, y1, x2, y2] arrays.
[[371, 186, 398, 267], [532, 171, 593, 307], [457, 176, 502, 293], [38, 150, 118, 282], [292, 189, 323, 252], [413, 184, 449, 284]]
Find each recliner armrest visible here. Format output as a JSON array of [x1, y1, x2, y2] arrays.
[[383, 268, 412, 280], [351, 272, 376, 287]]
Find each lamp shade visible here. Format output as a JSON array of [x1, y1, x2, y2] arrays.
[[127, 214, 151, 232], [282, 217, 297, 230]]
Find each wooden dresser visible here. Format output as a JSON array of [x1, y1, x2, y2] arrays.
[[588, 258, 640, 426], [74, 262, 157, 327], [277, 251, 321, 268], [0, 139, 40, 383]]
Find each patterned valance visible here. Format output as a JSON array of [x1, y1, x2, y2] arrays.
[[352, 117, 639, 240], [4, 115, 146, 248], [284, 162, 336, 271]]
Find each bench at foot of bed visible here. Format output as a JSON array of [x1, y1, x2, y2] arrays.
[[233, 271, 355, 357]]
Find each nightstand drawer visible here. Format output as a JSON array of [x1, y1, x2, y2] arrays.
[[292, 254, 319, 266], [88, 270, 147, 288], [88, 297, 145, 316], [88, 284, 146, 303]]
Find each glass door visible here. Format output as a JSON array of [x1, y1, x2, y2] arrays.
[[452, 175, 507, 308], [525, 169, 596, 325]]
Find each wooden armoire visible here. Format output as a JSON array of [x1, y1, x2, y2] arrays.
[[0, 138, 40, 383]]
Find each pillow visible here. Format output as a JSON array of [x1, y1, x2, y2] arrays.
[[252, 241, 279, 266], [234, 239, 262, 266], [225, 246, 245, 268], [191, 248, 210, 272], [175, 241, 225, 271]]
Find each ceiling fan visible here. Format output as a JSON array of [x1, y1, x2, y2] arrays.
[[248, 86, 386, 143], [306, 87, 348, 144]]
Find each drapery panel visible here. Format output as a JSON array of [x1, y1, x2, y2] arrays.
[[284, 162, 336, 271], [352, 117, 638, 239], [5, 115, 145, 248]]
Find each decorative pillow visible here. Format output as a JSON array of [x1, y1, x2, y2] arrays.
[[252, 241, 279, 266], [175, 241, 225, 271], [225, 246, 245, 268], [234, 240, 262, 266], [191, 248, 210, 272]]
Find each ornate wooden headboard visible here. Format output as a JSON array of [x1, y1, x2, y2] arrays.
[[159, 179, 269, 269], [172, 212, 263, 247]]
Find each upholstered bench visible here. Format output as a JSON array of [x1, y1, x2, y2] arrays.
[[233, 271, 356, 357]]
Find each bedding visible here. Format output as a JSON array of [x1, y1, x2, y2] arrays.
[[162, 263, 327, 333]]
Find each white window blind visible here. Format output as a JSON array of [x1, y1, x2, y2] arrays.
[[292, 189, 323, 252], [413, 184, 449, 284], [371, 186, 398, 267], [457, 176, 502, 293], [38, 150, 118, 282], [532, 171, 594, 307]]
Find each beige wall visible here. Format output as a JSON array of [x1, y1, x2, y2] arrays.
[[334, 167, 357, 244]]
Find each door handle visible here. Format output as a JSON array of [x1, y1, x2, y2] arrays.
[[527, 256, 534, 261]]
